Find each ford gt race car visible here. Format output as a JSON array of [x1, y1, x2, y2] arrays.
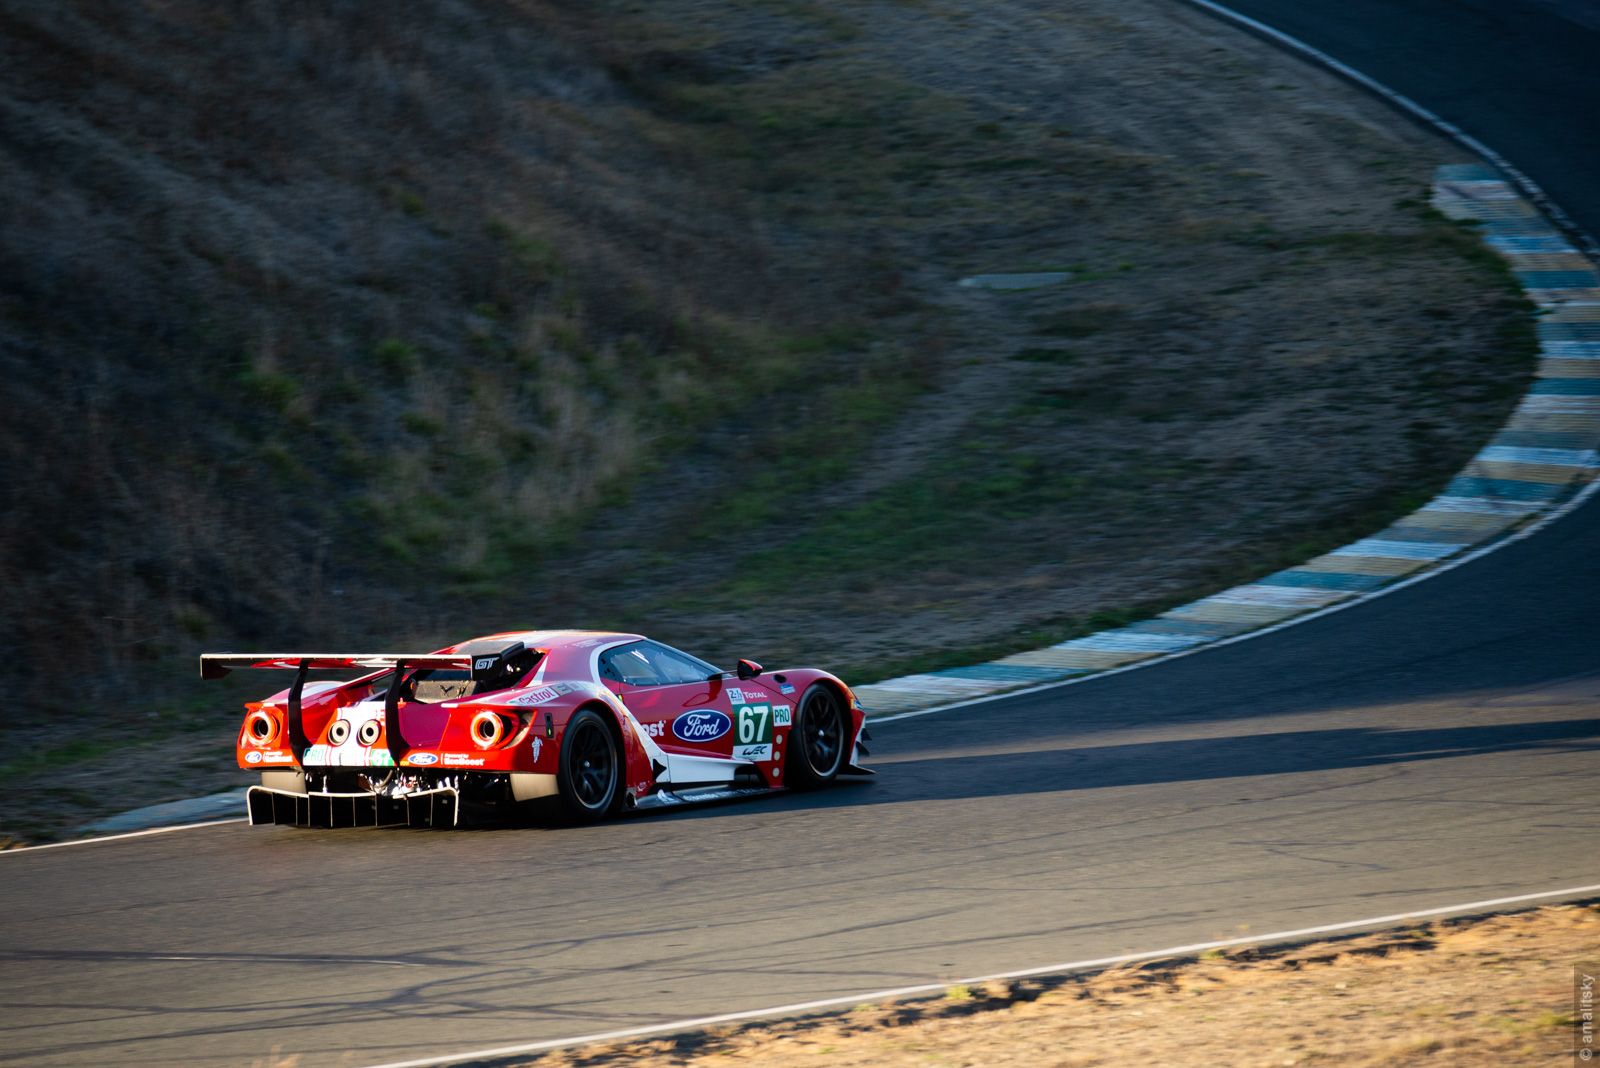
[[201, 631, 871, 828]]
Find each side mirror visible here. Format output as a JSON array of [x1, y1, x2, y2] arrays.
[[736, 658, 763, 680]]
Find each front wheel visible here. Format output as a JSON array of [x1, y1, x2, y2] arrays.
[[786, 684, 848, 790], [556, 709, 621, 821]]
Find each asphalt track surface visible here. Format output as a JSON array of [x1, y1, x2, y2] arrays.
[[4, 4, 1599, 1066]]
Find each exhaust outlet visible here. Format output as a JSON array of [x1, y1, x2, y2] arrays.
[[245, 709, 278, 747], [471, 710, 507, 749]]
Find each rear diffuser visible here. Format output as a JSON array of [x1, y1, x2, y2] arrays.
[[246, 785, 460, 828]]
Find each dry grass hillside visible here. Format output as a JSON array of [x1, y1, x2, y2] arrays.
[[0, 0, 1537, 837], [0, 0, 885, 697]]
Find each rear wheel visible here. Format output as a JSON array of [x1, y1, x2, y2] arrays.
[[787, 684, 848, 789], [556, 709, 621, 820]]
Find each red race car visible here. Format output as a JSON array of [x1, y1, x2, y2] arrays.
[[201, 631, 872, 828]]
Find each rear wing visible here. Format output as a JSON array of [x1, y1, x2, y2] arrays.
[[199, 643, 527, 682], [201, 642, 528, 766]]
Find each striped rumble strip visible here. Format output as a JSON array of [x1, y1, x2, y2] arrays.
[[855, 164, 1600, 717]]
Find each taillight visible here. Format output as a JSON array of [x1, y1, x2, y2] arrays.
[[357, 718, 383, 746], [244, 709, 279, 748], [470, 710, 509, 749]]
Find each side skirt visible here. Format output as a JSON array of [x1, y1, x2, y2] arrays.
[[628, 784, 778, 813]]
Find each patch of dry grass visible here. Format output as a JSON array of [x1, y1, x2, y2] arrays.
[[503, 903, 1600, 1067]]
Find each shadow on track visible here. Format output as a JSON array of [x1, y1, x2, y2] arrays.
[[685, 716, 1600, 817]]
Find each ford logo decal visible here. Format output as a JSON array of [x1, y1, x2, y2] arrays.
[[672, 709, 731, 743], [409, 752, 439, 766]]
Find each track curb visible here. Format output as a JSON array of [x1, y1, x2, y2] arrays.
[[41, 0, 1600, 840], [851, 27, 1600, 720]]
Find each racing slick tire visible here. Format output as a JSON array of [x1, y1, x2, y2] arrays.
[[556, 708, 623, 821], [786, 683, 847, 790]]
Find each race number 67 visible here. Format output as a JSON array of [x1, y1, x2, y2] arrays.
[[737, 704, 770, 744]]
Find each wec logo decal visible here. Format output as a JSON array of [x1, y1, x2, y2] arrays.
[[672, 709, 731, 743]]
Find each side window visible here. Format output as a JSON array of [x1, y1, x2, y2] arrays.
[[599, 643, 662, 687], [642, 641, 716, 685], [598, 641, 716, 687]]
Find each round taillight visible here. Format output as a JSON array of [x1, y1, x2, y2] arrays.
[[357, 719, 382, 746], [471, 710, 507, 749], [327, 719, 351, 745], [245, 710, 277, 748]]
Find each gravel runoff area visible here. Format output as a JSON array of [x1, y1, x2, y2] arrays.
[[501, 903, 1600, 1067]]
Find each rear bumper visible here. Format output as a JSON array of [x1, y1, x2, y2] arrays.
[[246, 785, 461, 828]]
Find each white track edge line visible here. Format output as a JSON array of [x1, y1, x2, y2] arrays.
[[0, 818, 244, 855], [1177, 0, 1600, 258], [358, 880, 1600, 1068]]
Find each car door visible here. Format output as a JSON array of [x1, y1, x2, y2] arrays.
[[598, 641, 734, 757]]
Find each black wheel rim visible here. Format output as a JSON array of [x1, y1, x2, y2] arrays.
[[569, 721, 615, 809], [803, 690, 845, 775]]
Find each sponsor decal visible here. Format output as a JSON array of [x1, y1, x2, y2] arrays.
[[726, 687, 744, 704], [779, 683, 795, 695], [773, 705, 792, 727], [474, 656, 498, 671], [408, 752, 439, 766], [261, 751, 294, 764], [510, 686, 561, 706], [641, 720, 666, 738], [672, 708, 732, 743], [531, 737, 543, 762], [441, 753, 486, 767], [551, 682, 576, 695], [733, 743, 773, 761], [245, 750, 263, 764], [735, 704, 774, 747]]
